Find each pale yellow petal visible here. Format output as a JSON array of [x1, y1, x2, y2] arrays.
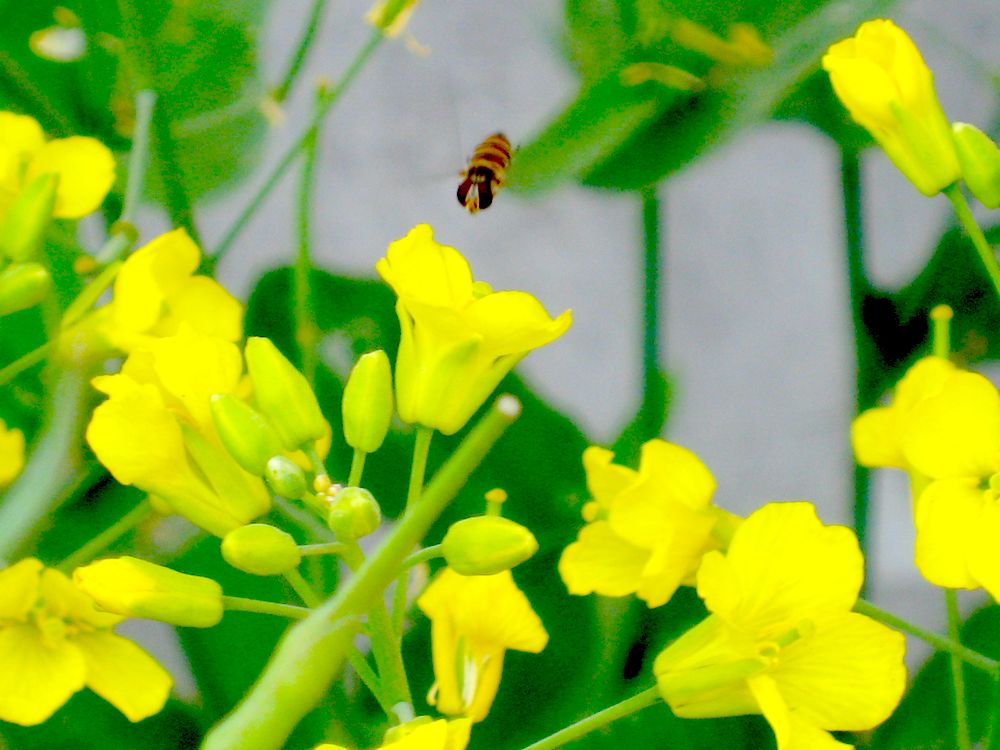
[[558, 521, 649, 598], [772, 612, 906, 732], [0, 623, 85, 725], [903, 371, 1000, 479], [75, 631, 172, 721], [0, 558, 42, 620], [26, 136, 115, 218], [913, 478, 983, 589]]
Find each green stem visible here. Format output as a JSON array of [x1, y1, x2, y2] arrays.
[[202, 395, 521, 750], [985, 673, 1000, 750], [406, 427, 433, 509], [841, 147, 874, 581], [346, 648, 392, 717], [222, 596, 311, 620], [856, 599, 998, 675], [271, 0, 329, 103], [294, 92, 321, 386], [401, 545, 442, 569], [348, 449, 366, 487], [947, 589, 972, 750], [0, 341, 53, 387], [283, 568, 322, 608], [520, 686, 661, 750], [56, 499, 153, 572], [299, 542, 350, 557], [945, 183, 1000, 302], [0, 371, 87, 563], [210, 30, 384, 266], [640, 184, 662, 407]]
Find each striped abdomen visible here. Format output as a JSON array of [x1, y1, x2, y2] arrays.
[[457, 133, 512, 213]]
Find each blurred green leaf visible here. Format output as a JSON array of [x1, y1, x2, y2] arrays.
[[772, 68, 873, 150], [511, 0, 894, 194]]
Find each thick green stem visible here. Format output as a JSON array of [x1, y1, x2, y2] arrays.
[[945, 183, 1000, 302], [348, 449, 366, 487], [223, 596, 311, 620], [201, 395, 520, 750], [56, 499, 153, 572], [856, 599, 998, 675], [946, 590, 972, 750], [294, 93, 321, 386], [271, 0, 329, 103], [210, 31, 383, 266], [520, 686, 662, 750]]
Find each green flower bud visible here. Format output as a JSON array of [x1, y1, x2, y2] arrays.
[[221, 524, 302, 576], [327, 486, 381, 540], [0, 173, 57, 262], [441, 516, 538, 575], [73, 556, 223, 628], [210, 394, 284, 475], [342, 350, 393, 454], [0, 263, 52, 316], [953, 122, 1000, 209], [245, 337, 326, 450], [265, 455, 308, 499]]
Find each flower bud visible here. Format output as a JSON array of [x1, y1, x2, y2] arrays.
[[73, 556, 223, 628], [0, 263, 52, 316], [0, 173, 57, 262], [265, 455, 308, 499], [245, 337, 326, 450], [327, 486, 381, 540], [953, 122, 1000, 209], [441, 516, 538, 575], [221, 524, 302, 576], [210, 394, 284, 475], [342, 350, 393, 454]]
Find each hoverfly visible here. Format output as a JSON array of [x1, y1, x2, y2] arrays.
[[457, 133, 511, 213]]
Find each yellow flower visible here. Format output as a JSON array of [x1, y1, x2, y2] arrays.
[[86, 327, 270, 536], [376, 224, 571, 435], [559, 439, 725, 607], [0, 558, 171, 726], [822, 20, 959, 196], [85, 228, 242, 353], [365, 0, 420, 37], [417, 568, 548, 722], [0, 418, 25, 487], [73, 557, 224, 628], [313, 717, 471, 750], [0, 111, 115, 219], [654, 503, 906, 749]]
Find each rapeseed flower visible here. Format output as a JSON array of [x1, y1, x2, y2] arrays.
[[559, 439, 728, 607], [654, 502, 906, 749], [376, 224, 571, 435], [0, 418, 24, 487], [0, 558, 171, 725], [417, 568, 547, 722], [0, 111, 115, 219], [86, 327, 270, 536], [313, 717, 471, 750], [822, 20, 959, 196]]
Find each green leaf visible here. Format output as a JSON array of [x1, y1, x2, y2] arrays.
[[511, 0, 895, 194], [772, 68, 873, 150]]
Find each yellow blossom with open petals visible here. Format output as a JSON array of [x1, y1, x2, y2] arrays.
[[84, 228, 242, 353], [86, 328, 270, 536], [417, 568, 547, 722], [0, 558, 171, 726], [559, 439, 728, 607], [0, 111, 115, 219], [376, 224, 571, 435], [654, 503, 905, 749], [0, 418, 25, 487], [313, 717, 471, 750], [822, 20, 959, 196]]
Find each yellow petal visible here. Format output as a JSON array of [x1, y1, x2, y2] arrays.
[[698, 503, 862, 629], [913, 478, 983, 589], [464, 291, 572, 356], [75, 631, 172, 721], [636, 515, 717, 607], [0, 113, 44, 194], [749, 675, 852, 750], [158, 276, 243, 342], [771, 612, 906, 732], [851, 407, 905, 469], [558, 521, 650, 598], [0, 622, 86, 725], [0, 419, 25, 487], [968, 499, 1000, 601], [903, 371, 1000, 479], [581, 445, 636, 510], [376, 224, 474, 308], [41, 567, 123, 629], [0, 558, 42, 620], [26, 136, 116, 218]]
